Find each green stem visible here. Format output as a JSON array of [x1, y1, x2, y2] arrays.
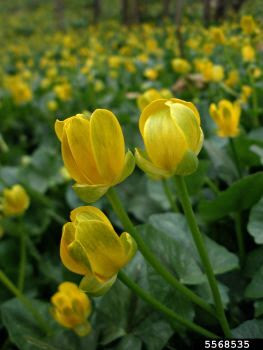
[[18, 227, 26, 292], [173, 176, 232, 338], [249, 74, 260, 127], [0, 270, 52, 335], [162, 179, 179, 212], [219, 83, 239, 98], [118, 271, 219, 339], [106, 188, 214, 316], [204, 177, 220, 196], [229, 138, 242, 178], [234, 212, 245, 267]]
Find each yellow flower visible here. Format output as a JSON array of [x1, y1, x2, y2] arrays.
[[135, 99, 204, 178], [137, 89, 172, 111], [171, 58, 191, 74], [55, 111, 135, 202], [210, 27, 226, 45], [242, 45, 255, 62], [51, 282, 92, 336], [241, 15, 256, 35], [60, 206, 137, 296], [1, 184, 30, 216], [47, 100, 58, 111], [209, 100, 241, 137], [211, 65, 224, 82], [239, 85, 252, 104], [54, 83, 72, 101], [225, 70, 239, 88], [144, 68, 158, 80]]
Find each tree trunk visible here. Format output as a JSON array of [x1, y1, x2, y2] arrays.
[[214, 0, 227, 21], [131, 0, 140, 23], [163, 0, 171, 18], [232, 0, 247, 12], [54, 0, 65, 31], [203, 0, 211, 27], [93, 0, 101, 23], [175, 0, 184, 57], [122, 0, 130, 24]]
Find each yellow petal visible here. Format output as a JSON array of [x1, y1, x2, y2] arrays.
[[66, 116, 103, 184], [170, 98, 201, 125], [139, 99, 167, 136], [60, 222, 90, 275], [70, 206, 113, 229], [143, 105, 187, 171], [115, 150, 135, 185], [61, 131, 88, 184], [169, 102, 201, 152], [90, 109, 125, 183], [55, 119, 65, 141], [75, 220, 127, 280], [119, 232, 137, 261]]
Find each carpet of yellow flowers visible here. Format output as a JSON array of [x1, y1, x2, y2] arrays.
[[0, 2, 263, 349]]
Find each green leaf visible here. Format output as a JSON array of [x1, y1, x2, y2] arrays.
[[195, 281, 229, 309], [1, 298, 97, 350], [254, 300, 263, 318], [245, 266, 263, 300], [140, 213, 238, 284], [232, 319, 263, 338], [185, 160, 209, 195], [115, 335, 142, 350], [95, 253, 176, 349], [247, 197, 263, 244], [245, 247, 263, 278], [204, 139, 238, 184], [199, 173, 263, 221]]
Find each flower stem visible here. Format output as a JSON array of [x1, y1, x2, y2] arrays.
[[204, 177, 220, 196], [106, 188, 214, 316], [233, 212, 245, 267], [174, 176, 232, 338], [0, 270, 52, 335], [162, 179, 179, 212], [229, 138, 242, 178], [18, 226, 26, 292], [118, 270, 219, 339]]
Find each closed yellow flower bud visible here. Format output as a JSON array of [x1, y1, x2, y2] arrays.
[[51, 282, 92, 336], [242, 45, 255, 62], [137, 89, 172, 112], [209, 100, 241, 138], [55, 111, 135, 203], [212, 65, 224, 82], [171, 58, 191, 74], [225, 70, 239, 88], [210, 27, 226, 45], [1, 184, 30, 216], [135, 99, 204, 178], [241, 15, 256, 35], [144, 68, 158, 80], [60, 206, 137, 296]]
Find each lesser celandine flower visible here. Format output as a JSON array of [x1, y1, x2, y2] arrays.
[[242, 45, 255, 62], [51, 282, 92, 336], [60, 206, 137, 296], [171, 58, 191, 74], [135, 98, 203, 179], [241, 15, 256, 35], [55, 111, 135, 203], [210, 27, 225, 45], [1, 184, 30, 216], [137, 89, 172, 111], [209, 100, 241, 138]]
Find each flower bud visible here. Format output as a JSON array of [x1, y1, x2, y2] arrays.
[[55, 111, 135, 203], [137, 89, 172, 111], [60, 206, 137, 296], [209, 99, 241, 138], [135, 98, 203, 178], [51, 282, 92, 336], [1, 184, 30, 216]]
